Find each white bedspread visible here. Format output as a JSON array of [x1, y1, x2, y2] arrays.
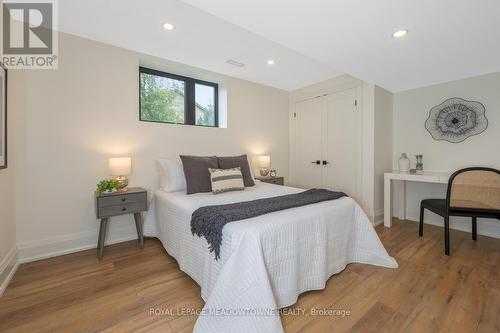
[[144, 181, 397, 333]]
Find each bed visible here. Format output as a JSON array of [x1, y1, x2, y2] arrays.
[[143, 181, 397, 333]]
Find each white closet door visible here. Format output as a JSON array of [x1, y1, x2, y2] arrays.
[[294, 97, 323, 188], [322, 89, 358, 196]]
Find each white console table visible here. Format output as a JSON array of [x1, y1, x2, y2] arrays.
[[384, 171, 450, 227]]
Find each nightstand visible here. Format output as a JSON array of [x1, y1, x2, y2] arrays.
[[255, 176, 284, 186], [95, 187, 147, 259]]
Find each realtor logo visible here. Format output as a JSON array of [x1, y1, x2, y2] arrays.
[[1, 0, 58, 69]]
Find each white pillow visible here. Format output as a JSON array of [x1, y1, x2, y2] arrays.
[[157, 158, 187, 192]]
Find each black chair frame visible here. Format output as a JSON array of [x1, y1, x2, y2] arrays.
[[419, 167, 500, 255]]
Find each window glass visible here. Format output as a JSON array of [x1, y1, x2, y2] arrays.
[[195, 83, 216, 126], [140, 72, 185, 124], [139, 68, 218, 127]]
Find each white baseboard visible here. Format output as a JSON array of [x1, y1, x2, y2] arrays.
[[373, 209, 384, 226], [18, 225, 139, 264], [406, 213, 500, 239], [0, 246, 19, 297], [367, 207, 384, 226]]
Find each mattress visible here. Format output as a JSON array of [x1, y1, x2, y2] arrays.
[[143, 181, 397, 333]]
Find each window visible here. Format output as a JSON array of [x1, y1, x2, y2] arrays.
[[139, 67, 218, 127]]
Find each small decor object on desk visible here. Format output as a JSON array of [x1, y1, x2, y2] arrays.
[[96, 179, 119, 194], [95, 187, 147, 259], [425, 97, 488, 143], [269, 169, 277, 177], [257, 155, 271, 177], [398, 153, 410, 172], [415, 154, 424, 174], [109, 157, 132, 191]]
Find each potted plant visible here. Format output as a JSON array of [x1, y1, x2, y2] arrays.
[[96, 179, 119, 194]]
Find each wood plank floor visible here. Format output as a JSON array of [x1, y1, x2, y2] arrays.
[[1, 219, 499, 332]]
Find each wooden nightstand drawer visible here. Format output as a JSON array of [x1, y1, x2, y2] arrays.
[[98, 201, 147, 218], [97, 192, 146, 208], [256, 176, 284, 186]]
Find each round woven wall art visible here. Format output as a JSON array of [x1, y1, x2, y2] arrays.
[[425, 97, 488, 143]]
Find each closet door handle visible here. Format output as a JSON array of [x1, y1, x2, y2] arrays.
[[311, 160, 321, 165], [322, 160, 329, 165]]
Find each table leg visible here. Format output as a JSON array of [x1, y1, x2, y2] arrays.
[[396, 180, 407, 221], [134, 213, 144, 249], [384, 176, 392, 227], [472, 217, 477, 240], [98, 218, 109, 260]]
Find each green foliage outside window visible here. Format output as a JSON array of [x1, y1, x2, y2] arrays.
[[196, 103, 215, 126], [140, 73, 185, 123]]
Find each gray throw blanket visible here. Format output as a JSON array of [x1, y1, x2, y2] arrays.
[[191, 189, 347, 260]]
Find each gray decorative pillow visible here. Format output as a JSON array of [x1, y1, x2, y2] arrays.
[[217, 154, 255, 187], [180, 155, 218, 194], [209, 167, 245, 194]]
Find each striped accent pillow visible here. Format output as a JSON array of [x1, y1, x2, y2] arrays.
[[209, 167, 245, 194]]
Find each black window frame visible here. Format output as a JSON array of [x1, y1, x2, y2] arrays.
[[139, 66, 219, 127]]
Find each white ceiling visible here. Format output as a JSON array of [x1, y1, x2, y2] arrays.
[[183, 0, 500, 91], [58, 0, 342, 91], [59, 0, 500, 92]]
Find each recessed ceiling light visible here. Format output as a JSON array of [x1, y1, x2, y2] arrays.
[[163, 23, 175, 31], [392, 29, 408, 38], [267, 59, 275, 65]]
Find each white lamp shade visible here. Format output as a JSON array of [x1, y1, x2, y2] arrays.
[[109, 157, 132, 176], [257, 155, 271, 168]]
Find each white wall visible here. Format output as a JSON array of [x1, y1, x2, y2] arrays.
[[0, 0, 19, 295], [11, 33, 290, 262], [361, 84, 393, 224], [373, 86, 393, 224], [361, 82, 375, 219], [393, 72, 500, 238], [0, 84, 18, 295]]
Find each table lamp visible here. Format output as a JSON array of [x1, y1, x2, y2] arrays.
[[109, 157, 132, 191], [257, 155, 271, 177]]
